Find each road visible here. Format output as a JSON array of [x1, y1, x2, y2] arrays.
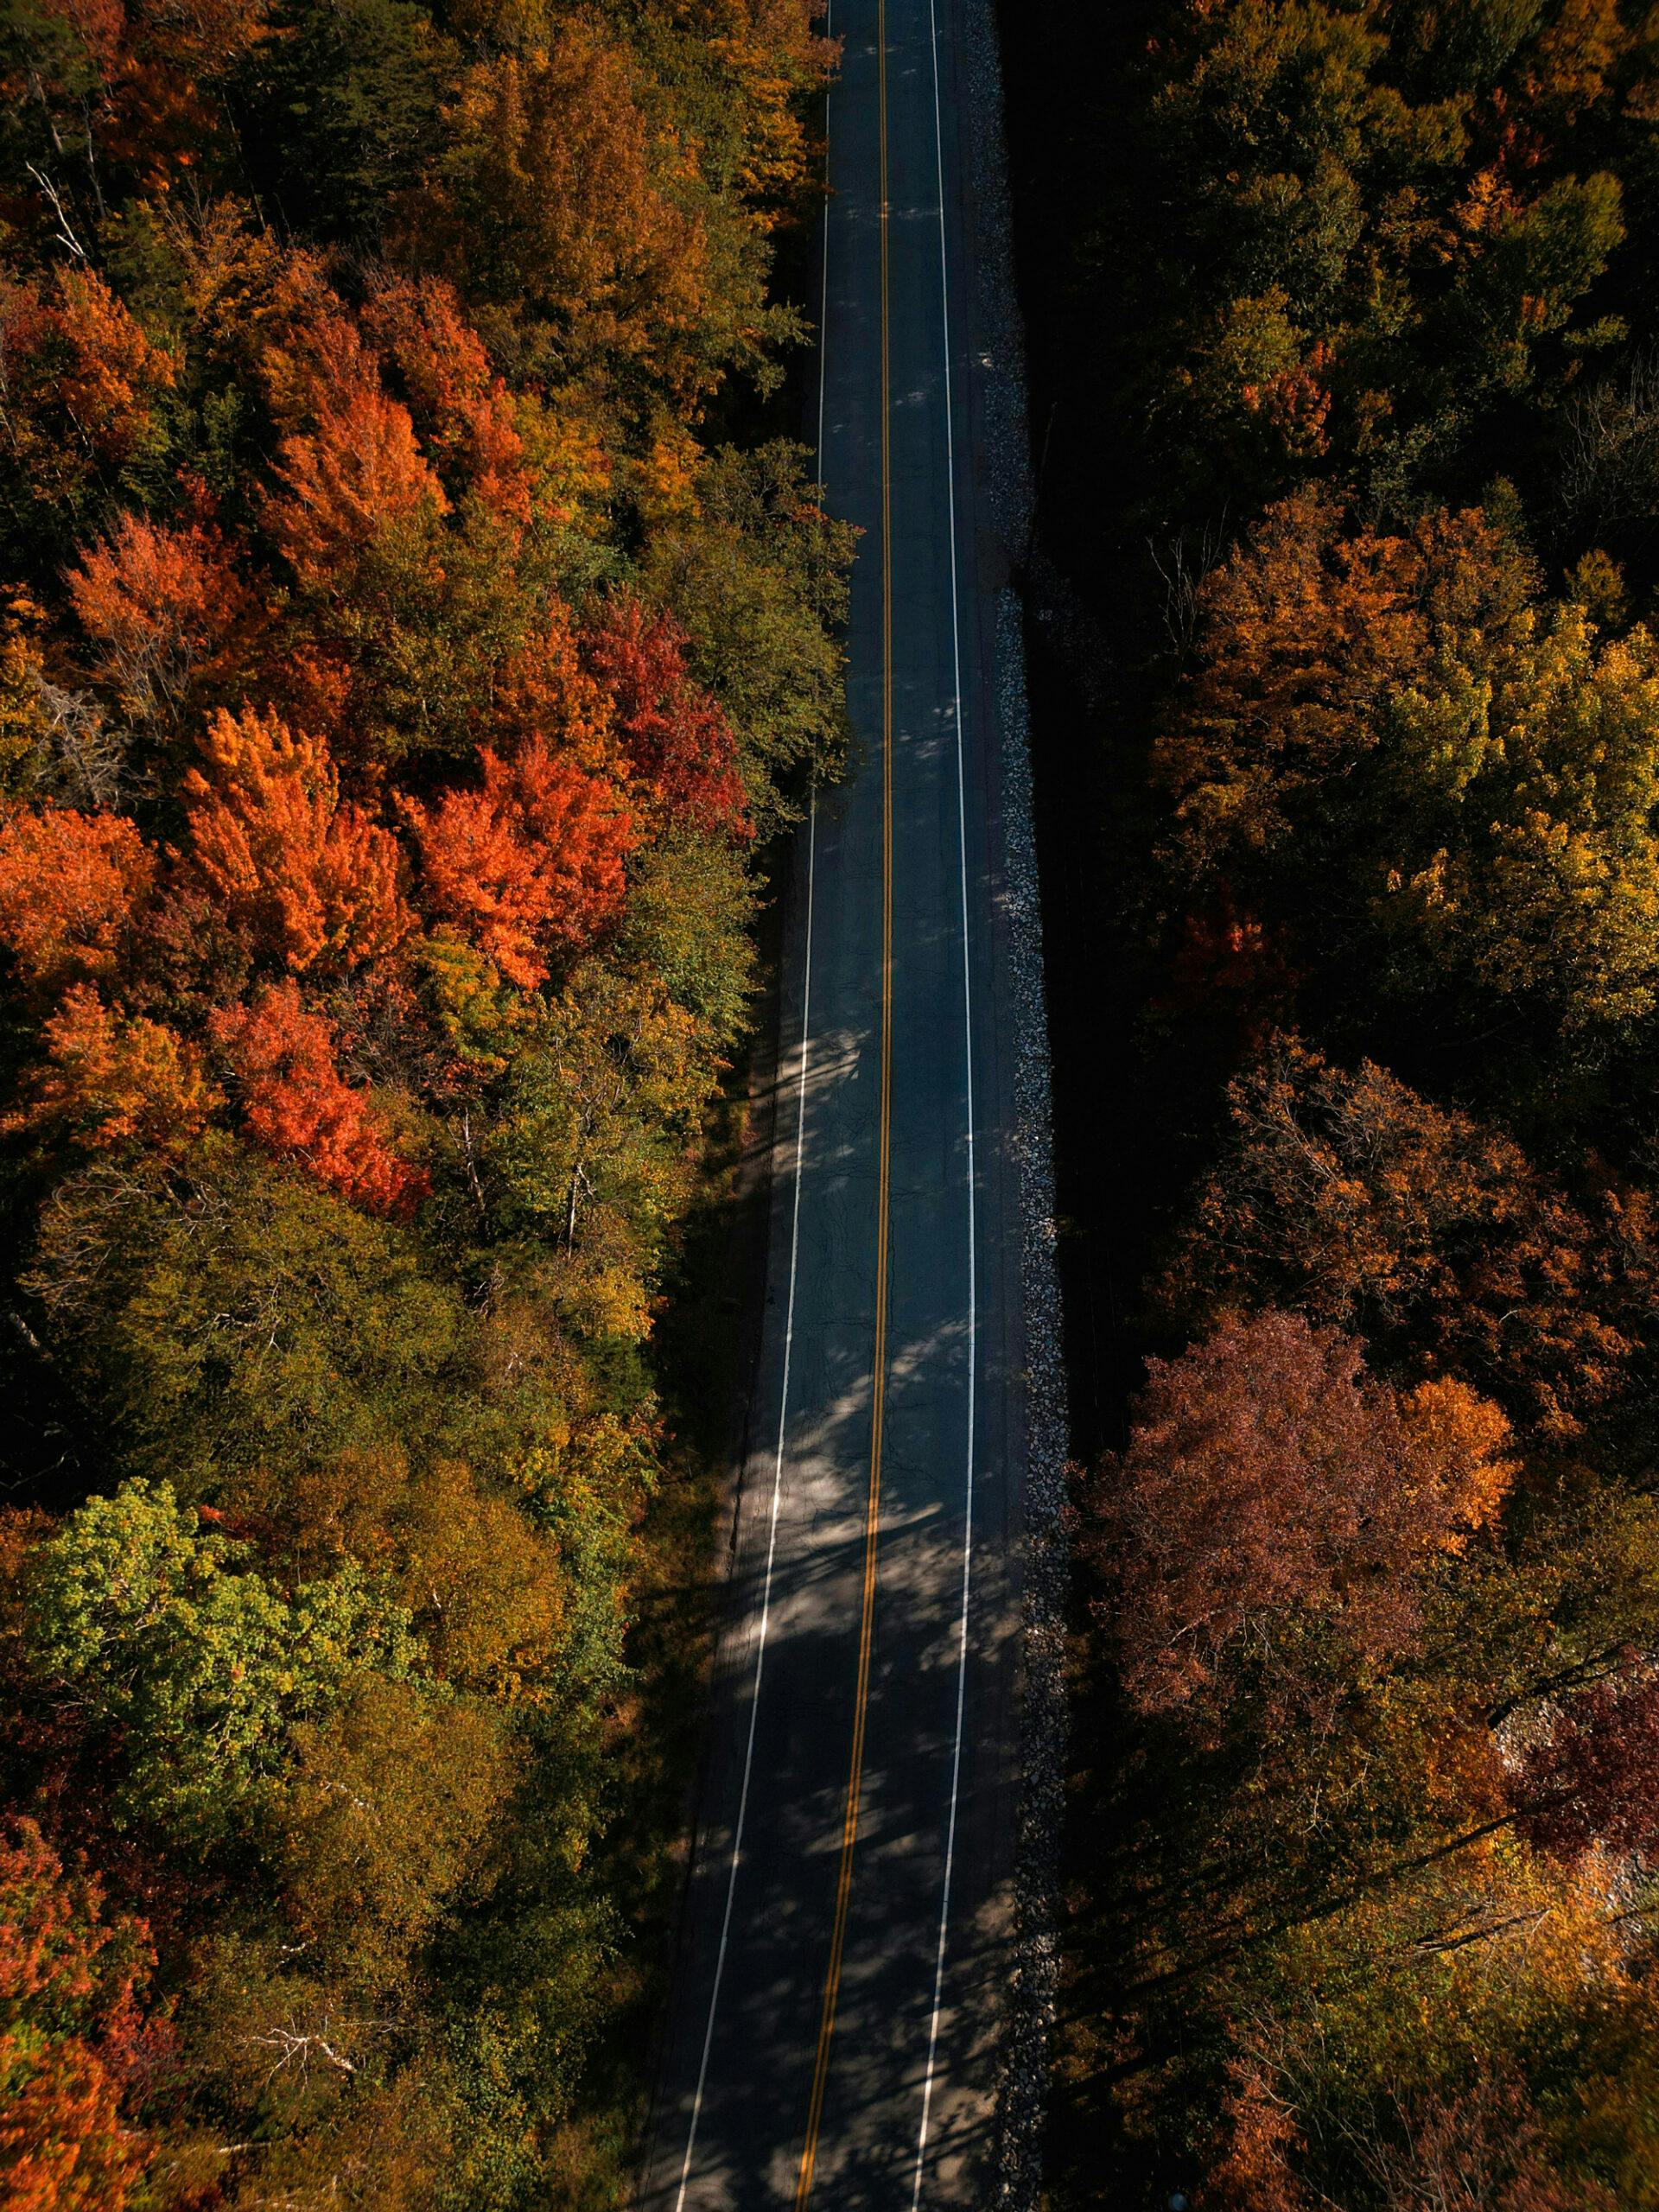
[[637, 2, 1031, 2203]]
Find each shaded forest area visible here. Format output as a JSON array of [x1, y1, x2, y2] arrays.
[[1001, 2, 1659, 2206], [0, 0, 850, 2204]]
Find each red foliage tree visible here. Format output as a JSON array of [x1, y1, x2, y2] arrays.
[[67, 513, 252, 730], [1089, 1310, 1516, 1717], [213, 981, 429, 1217], [584, 596, 748, 837], [1516, 1676, 1659, 1862], [0, 810, 154, 992], [0, 1816, 155, 2212], [404, 737, 634, 988], [182, 704, 411, 974]]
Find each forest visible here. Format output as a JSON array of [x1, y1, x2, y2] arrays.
[[0, 0, 849, 2203], [999, 0, 1659, 2205]]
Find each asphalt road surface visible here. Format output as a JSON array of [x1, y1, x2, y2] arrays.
[[637, 3, 1030, 2203]]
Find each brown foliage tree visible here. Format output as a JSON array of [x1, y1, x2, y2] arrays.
[[1163, 1036, 1651, 1439], [1205, 2056, 1613, 2212], [1088, 1309, 1516, 1717]]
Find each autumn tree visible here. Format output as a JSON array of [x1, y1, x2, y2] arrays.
[[276, 1675, 518, 1983], [362, 276, 530, 524], [1155, 493, 1537, 875], [0, 810, 154, 993], [0, 270, 175, 519], [4, 985, 220, 1154], [25, 1135, 476, 1501], [1376, 603, 1659, 1028], [266, 382, 449, 590], [640, 441, 854, 831], [213, 982, 429, 1217], [1514, 1675, 1659, 1862], [0, 1817, 156, 2212], [426, 25, 709, 383], [1088, 1309, 1516, 1719], [404, 737, 633, 988], [585, 594, 749, 838], [67, 513, 252, 736], [1162, 1036, 1650, 1439], [619, 830, 756, 1044], [182, 705, 411, 974], [486, 958, 711, 1338], [27, 1479, 418, 1837]]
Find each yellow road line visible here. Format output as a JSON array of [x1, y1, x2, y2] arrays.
[[794, 0, 893, 2199]]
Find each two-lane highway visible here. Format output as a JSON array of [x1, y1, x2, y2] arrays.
[[638, 2, 1030, 2202]]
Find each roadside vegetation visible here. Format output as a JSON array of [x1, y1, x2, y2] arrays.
[[0, 0, 851, 2203], [1002, 2, 1659, 2203]]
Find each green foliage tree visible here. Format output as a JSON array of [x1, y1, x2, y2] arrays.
[[639, 442, 855, 831], [1379, 605, 1659, 1027], [26, 1141, 479, 1498], [28, 1481, 417, 1837]]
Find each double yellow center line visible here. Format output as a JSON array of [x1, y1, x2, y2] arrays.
[[793, 0, 894, 2200]]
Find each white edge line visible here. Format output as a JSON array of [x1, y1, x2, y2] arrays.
[[912, 0, 977, 2197], [671, 22, 832, 2204]]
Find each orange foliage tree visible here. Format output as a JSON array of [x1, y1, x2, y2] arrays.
[[46, 270, 176, 471], [0, 1816, 156, 2212], [1154, 492, 1537, 873], [267, 384, 448, 588], [0, 810, 154, 992], [585, 596, 748, 838], [0, 270, 175, 513], [363, 277, 530, 524], [493, 605, 616, 766], [404, 738, 634, 989], [4, 986, 220, 1154], [213, 980, 429, 1217], [182, 705, 411, 974], [67, 513, 252, 732]]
